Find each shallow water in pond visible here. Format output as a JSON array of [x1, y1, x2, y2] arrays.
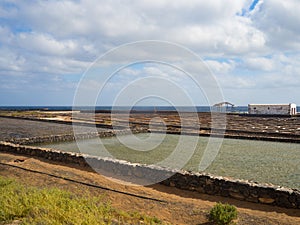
[[34, 133, 300, 189]]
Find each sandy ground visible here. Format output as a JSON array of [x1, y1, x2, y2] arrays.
[[0, 152, 299, 225]]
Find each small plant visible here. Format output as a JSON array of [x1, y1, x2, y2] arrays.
[[209, 202, 238, 225]]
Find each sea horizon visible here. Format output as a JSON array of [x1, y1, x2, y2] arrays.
[[1, 105, 300, 113]]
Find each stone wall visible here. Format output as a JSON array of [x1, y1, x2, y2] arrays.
[[161, 173, 300, 209], [0, 141, 299, 209], [10, 130, 140, 145]]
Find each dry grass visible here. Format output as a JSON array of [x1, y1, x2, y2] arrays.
[[0, 176, 164, 225]]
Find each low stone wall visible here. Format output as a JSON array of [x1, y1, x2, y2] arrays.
[[161, 173, 300, 209], [12, 132, 100, 145], [10, 130, 141, 145], [0, 141, 299, 209], [12, 131, 115, 145]]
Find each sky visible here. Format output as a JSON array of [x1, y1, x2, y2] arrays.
[[0, 0, 300, 106]]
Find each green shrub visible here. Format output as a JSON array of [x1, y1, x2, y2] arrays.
[[209, 202, 238, 225]]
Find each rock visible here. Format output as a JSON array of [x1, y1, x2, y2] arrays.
[[246, 196, 259, 203], [258, 197, 275, 204], [229, 191, 245, 200], [169, 181, 176, 187], [132, 167, 144, 178], [220, 189, 229, 197], [195, 186, 205, 193]]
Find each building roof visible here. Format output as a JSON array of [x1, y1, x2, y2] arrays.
[[248, 103, 296, 106]]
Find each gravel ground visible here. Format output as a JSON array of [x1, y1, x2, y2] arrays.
[[0, 117, 100, 142]]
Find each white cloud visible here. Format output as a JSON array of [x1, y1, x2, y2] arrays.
[[205, 60, 235, 74], [4, 0, 264, 54], [217, 74, 256, 89], [1, 0, 300, 105], [243, 57, 276, 71], [251, 0, 300, 50], [1, 0, 265, 76], [17, 33, 78, 56], [242, 53, 300, 75], [216, 54, 300, 91]]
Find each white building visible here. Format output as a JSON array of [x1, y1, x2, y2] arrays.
[[248, 103, 297, 115]]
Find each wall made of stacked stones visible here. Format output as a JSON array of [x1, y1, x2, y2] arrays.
[[0, 141, 299, 209]]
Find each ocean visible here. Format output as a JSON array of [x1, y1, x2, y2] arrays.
[[0, 106, 249, 113], [1, 105, 300, 113]]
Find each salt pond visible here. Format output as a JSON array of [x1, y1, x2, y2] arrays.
[[34, 133, 300, 189]]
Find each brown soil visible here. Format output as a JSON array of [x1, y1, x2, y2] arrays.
[[0, 152, 299, 225]]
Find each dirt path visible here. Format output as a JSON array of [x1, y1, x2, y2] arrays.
[[0, 152, 299, 224]]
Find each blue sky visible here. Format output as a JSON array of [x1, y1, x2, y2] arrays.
[[0, 0, 300, 106]]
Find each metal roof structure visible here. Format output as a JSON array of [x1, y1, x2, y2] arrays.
[[213, 102, 234, 107]]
